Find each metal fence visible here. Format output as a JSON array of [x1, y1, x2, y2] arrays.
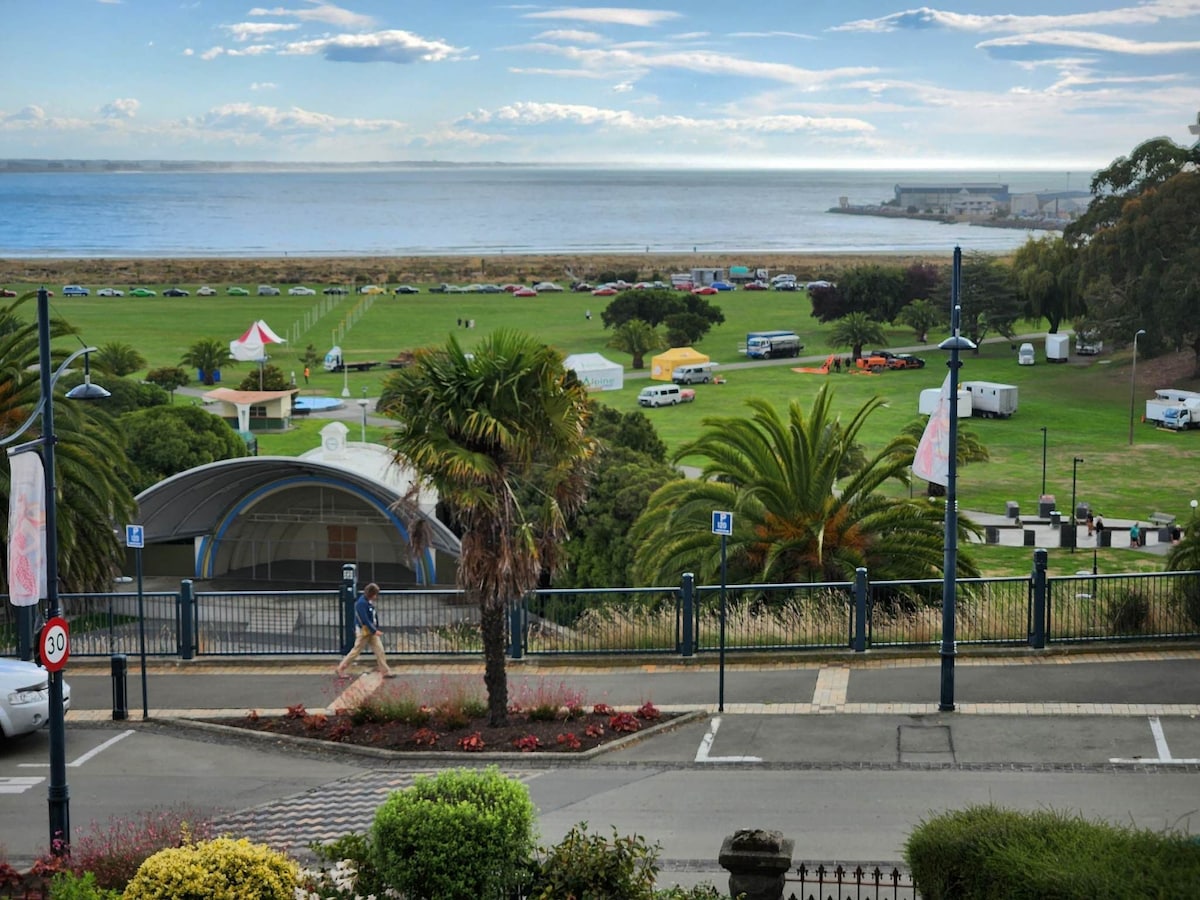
[[785, 863, 918, 900], [3, 565, 1199, 660]]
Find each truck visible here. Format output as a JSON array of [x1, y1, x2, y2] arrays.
[[961, 381, 1019, 419], [1146, 389, 1200, 430], [1075, 330, 1103, 356], [745, 330, 803, 359], [1046, 333, 1069, 363]]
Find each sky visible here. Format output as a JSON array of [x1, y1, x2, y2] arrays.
[[3, 1, 1199, 168]]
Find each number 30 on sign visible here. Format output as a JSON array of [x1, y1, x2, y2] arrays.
[[40, 617, 70, 672]]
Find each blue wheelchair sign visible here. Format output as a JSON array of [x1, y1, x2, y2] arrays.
[[711, 511, 733, 536], [125, 524, 144, 549]]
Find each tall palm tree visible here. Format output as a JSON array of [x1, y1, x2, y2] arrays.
[[385, 330, 597, 725], [830, 312, 887, 360], [606, 318, 667, 370], [180, 338, 232, 386], [0, 295, 138, 601], [632, 385, 978, 586]]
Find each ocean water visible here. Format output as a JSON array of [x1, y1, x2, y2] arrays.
[[0, 166, 1083, 258]]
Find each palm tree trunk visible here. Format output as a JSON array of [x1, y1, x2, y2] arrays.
[[479, 599, 508, 726]]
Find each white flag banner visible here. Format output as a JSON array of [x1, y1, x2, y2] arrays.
[[913, 373, 952, 487], [7, 451, 47, 606]]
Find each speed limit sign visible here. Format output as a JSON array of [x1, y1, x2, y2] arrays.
[[40, 617, 70, 672]]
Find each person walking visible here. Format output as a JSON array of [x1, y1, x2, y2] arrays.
[[336, 582, 393, 678], [1129, 522, 1141, 548]]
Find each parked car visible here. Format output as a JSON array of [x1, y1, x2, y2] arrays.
[[128, 288, 156, 297], [533, 281, 564, 292], [288, 286, 317, 296], [358, 285, 385, 295], [96, 288, 124, 297], [512, 287, 538, 297], [477, 284, 503, 294], [770, 273, 797, 285], [163, 288, 190, 297], [591, 287, 617, 297], [692, 285, 718, 295], [571, 282, 593, 292], [710, 281, 735, 291], [393, 285, 420, 295], [0, 659, 71, 738], [500, 284, 525, 293], [887, 353, 926, 370], [322, 286, 348, 295], [196, 286, 218, 297], [773, 281, 799, 291], [62, 285, 89, 297], [806, 280, 835, 290], [743, 281, 769, 291], [257, 285, 280, 296], [0, 288, 17, 298], [428, 283, 454, 294], [227, 287, 250, 296]]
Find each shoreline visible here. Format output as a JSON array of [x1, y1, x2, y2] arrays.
[[0, 250, 968, 287]]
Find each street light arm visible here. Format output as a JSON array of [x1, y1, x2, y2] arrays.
[[0, 346, 99, 449]]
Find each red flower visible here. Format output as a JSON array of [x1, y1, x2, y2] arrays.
[[457, 732, 486, 752], [636, 701, 661, 720], [513, 734, 541, 752]]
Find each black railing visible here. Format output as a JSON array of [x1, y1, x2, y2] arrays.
[[786, 862, 918, 900]]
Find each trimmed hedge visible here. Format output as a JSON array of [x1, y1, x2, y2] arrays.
[[905, 804, 1200, 899]]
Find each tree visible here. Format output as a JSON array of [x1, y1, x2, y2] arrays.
[[836, 265, 909, 323], [92, 341, 147, 377], [948, 252, 1022, 350], [58, 371, 168, 417], [122, 405, 249, 493], [829, 312, 886, 360], [237, 364, 289, 392], [631, 386, 979, 586], [145, 366, 190, 402], [897, 298, 943, 343], [0, 296, 137, 595], [606, 319, 667, 370], [384, 330, 597, 726], [181, 338, 232, 386], [601, 289, 725, 344], [1011, 235, 1081, 334], [298, 343, 322, 370]]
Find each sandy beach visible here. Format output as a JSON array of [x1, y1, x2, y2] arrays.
[[0, 251, 956, 288]]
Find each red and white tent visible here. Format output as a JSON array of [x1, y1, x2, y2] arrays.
[[230, 320, 286, 362]]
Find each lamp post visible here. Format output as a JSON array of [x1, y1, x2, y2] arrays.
[[357, 394, 369, 444], [3, 288, 109, 853], [1070, 457, 1084, 553], [1129, 329, 1146, 445], [938, 247, 976, 713], [1040, 426, 1048, 498]]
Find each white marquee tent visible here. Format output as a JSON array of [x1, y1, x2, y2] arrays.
[[230, 320, 286, 362], [563, 352, 623, 392]]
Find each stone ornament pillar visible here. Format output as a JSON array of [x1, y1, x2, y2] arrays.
[[718, 829, 794, 900]]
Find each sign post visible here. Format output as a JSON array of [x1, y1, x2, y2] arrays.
[[125, 525, 149, 719], [711, 511, 733, 712]]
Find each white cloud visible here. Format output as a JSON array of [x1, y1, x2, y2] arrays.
[[99, 98, 139, 119], [978, 30, 1200, 56], [282, 30, 467, 63], [250, 82, 280, 91], [729, 31, 816, 39], [190, 102, 403, 135], [224, 22, 301, 42], [247, 2, 375, 29], [834, 2, 1200, 34], [183, 48, 194, 56], [533, 29, 605, 43], [201, 46, 225, 61], [523, 7, 682, 27]]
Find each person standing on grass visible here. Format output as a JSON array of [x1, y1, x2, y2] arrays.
[[303, 365, 310, 385], [337, 582, 393, 678]]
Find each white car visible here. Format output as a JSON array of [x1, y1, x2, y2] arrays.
[[533, 281, 565, 292], [0, 658, 70, 739], [196, 286, 218, 297], [288, 286, 316, 296], [96, 288, 124, 297], [257, 285, 281, 296]]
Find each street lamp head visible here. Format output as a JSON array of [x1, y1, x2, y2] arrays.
[[1074, 456, 1084, 464], [64, 353, 111, 401], [1135, 329, 1146, 337]]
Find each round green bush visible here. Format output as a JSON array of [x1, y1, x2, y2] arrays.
[[371, 766, 536, 900], [121, 836, 297, 900]]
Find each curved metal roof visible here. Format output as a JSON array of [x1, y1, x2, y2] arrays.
[[135, 455, 460, 556]]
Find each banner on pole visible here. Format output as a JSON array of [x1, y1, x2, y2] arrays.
[[913, 373, 952, 487], [7, 451, 46, 606]]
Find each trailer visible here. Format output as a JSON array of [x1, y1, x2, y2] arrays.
[[961, 381, 1018, 418], [1075, 330, 1104, 356], [745, 330, 803, 359], [1145, 389, 1200, 430], [1045, 333, 1069, 363]]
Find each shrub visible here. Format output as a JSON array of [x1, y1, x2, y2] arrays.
[[371, 766, 536, 900], [905, 804, 1200, 900], [48, 871, 121, 899], [653, 886, 724, 899], [122, 836, 297, 900], [530, 823, 660, 900], [1175, 575, 1200, 629], [303, 832, 390, 900], [1107, 589, 1150, 633], [67, 805, 214, 890]]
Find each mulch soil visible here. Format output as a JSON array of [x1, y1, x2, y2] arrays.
[[212, 704, 673, 754]]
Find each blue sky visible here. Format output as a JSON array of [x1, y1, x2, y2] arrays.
[[4, 1, 1198, 167]]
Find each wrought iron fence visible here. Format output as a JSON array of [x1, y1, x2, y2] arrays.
[[520, 587, 679, 655], [785, 862, 918, 900], [1047, 570, 1200, 644], [866, 576, 1032, 649], [692, 582, 853, 653]]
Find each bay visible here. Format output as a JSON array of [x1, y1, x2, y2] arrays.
[[0, 166, 1082, 258]]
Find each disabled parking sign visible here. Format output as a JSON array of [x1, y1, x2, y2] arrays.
[[711, 511, 733, 536]]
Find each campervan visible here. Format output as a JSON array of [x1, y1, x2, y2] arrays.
[[1018, 343, 1035, 365]]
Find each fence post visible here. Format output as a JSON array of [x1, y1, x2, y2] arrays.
[[680, 572, 695, 658], [179, 579, 195, 660], [854, 567, 868, 652], [508, 598, 524, 659], [1030, 548, 1048, 649], [340, 567, 358, 655]]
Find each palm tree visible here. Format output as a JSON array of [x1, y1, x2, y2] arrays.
[[181, 338, 232, 386], [385, 330, 597, 725], [898, 418, 990, 497], [829, 312, 887, 360], [632, 385, 979, 586], [0, 295, 138, 600], [92, 341, 147, 377], [897, 299, 943, 344], [606, 318, 667, 370]]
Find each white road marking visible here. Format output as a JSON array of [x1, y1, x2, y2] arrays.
[[694, 716, 761, 764], [0, 777, 43, 794], [1110, 716, 1200, 765], [19, 730, 134, 768]]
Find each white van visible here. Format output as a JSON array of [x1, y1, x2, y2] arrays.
[[638, 384, 683, 407], [672, 363, 716, 385], [1018, 342, 1035, 365]]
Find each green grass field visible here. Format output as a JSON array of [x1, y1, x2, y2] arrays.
[[15, 281, 1200, 538]]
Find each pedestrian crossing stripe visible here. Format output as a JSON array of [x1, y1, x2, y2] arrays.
[[0, 777, 44, 794]]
